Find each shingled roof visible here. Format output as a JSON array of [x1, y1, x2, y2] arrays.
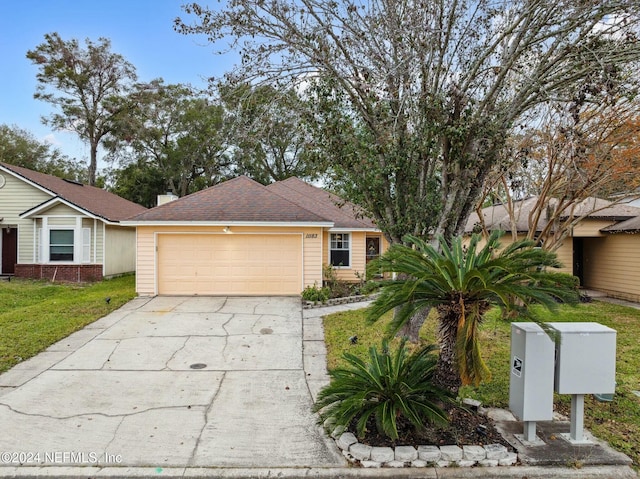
[[126, 176, 333, 224], [1, 162, 146, 222], [602, 215, 640, 233], [267, 177, 377, 229], [465, 196, 640, 234]]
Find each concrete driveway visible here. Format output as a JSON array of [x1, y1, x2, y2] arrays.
[[0, 296, 344, 470]]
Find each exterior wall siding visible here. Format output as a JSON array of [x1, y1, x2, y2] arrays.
[[135, 225, 324, 296], [572, 219, 616, 237], [553, 237, 573, 275], [42, 203, 81, 217], [104, 225, 137, 277], [583, 234, 640, 302], [322, 231, 390, 282], [0, 172, 52, 264]]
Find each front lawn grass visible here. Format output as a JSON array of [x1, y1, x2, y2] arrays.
[[323, 300, 640, 469], [0, 275, 136, 373]]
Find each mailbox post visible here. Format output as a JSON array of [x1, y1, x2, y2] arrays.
[[509, 322, 556, 442], [548, 322, 617, 443]]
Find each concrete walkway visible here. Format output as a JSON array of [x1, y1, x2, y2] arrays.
[[0, 296, 343, 472], [0, 296, 637, 478]]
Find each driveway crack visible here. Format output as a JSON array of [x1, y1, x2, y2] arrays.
[[221, 315, 234, 362], [163, 337, 190, 371], [103, 415, 125, 452], [188, 371, 226, 466], [221, 314, 233, 335], [214, 297, 228, 313], [101, 340, 122, 369], [0, 402, 207, 421]]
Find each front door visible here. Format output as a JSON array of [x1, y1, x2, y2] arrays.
[[366, 237, 381, 263], [2, 227, 17, 275], [573, 238, 584, 287]]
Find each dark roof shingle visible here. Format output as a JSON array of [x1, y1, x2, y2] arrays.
[[602, 215, 640, 233], [267, 177, 376, 229], [465, 196, 640, 234], [127, 176, 332, 223], [1, 162, 146, 222]]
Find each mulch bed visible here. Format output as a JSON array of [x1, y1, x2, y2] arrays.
[[350, 403, 515, 451]]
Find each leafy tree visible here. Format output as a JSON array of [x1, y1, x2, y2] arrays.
[[220, 82, 322, 184], [0, 124, 86, 181], [105, 160, 166, 208], [313, 340, 451, 440], [176, 1, 640, 243], [106, 79, 232, 197], [479, 98, 640, 249], [367, 231, 580, 393], [27, 33, 137, 185]]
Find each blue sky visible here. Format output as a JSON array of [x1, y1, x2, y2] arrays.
[[0, 1, 232, 166]]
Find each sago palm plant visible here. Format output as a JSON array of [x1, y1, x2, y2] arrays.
[[367, 231, 579, 392], [313, 340, 452, 440]]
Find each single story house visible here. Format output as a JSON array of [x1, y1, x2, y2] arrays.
[[0, 162, 147, 282], [124, 176, 389, 296], [583, 215, 640, 302], [465, 196, 640, 302]]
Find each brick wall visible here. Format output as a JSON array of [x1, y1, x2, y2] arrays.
[[15, 264, 103, 283]]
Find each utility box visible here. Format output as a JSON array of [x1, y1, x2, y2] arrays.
[[548, 322, 616, 394], [509, 322, 555, 422]]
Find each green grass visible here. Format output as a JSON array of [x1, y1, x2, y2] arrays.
[[0, 275, 136, 373], [323, 300, 640, 469]]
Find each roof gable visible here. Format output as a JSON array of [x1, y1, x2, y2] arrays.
[[127, 176, 332, 224], [267, 177, 376, 229], [0, 163, 146, 222]]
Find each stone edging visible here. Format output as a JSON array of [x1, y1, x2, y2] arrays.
[[333, 431, 518, 469], [302, 293, 378, 309]]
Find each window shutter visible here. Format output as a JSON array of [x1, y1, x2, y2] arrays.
[[82, 228, 91, 263]]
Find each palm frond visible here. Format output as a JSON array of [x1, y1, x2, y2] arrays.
[[367, 231, 580, 389]]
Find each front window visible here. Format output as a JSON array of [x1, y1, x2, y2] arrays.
[[330, 233, 350, 267], [50, 230, 74, 261]]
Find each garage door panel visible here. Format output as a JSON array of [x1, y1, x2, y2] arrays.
[[157, 234, 302, 295]]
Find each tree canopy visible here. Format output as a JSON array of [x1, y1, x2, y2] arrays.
[[220, 82, 321, 184], [177, 0, 640, 243], [27, 33, 137, 185], [105, 79, 232, 198], [0, 124, 86, 180]]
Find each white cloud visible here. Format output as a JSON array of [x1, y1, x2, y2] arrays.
[[41, 133, 61, 146]]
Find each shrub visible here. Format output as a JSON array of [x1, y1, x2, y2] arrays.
[[323, 264, 353, 298], [302, 284, 331, 303], [359, 279, 383, 295], [313, 340, 452, 441]]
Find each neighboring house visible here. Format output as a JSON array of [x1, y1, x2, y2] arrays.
[[0, 162, 147, 282], [584, 216, 640, 302], [465, 196, 640, 302], [123, 176, 389, 296]]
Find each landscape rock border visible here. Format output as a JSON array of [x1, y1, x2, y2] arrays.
[[303, 293, 377, 309], [333, 431, 518, 469]]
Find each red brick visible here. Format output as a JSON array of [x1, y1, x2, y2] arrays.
[[15, 264, 103, 283]]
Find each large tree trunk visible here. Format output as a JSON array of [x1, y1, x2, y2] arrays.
[[397, 306, 430, 342], [89, 141, 98, 186]]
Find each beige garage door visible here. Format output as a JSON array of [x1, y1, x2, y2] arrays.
[[157, 234, 303, 295]]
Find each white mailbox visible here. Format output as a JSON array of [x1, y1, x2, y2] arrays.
[[548, 322, 617, 443], [509, 322, 556, 442], [548, 322, 616, 395]]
